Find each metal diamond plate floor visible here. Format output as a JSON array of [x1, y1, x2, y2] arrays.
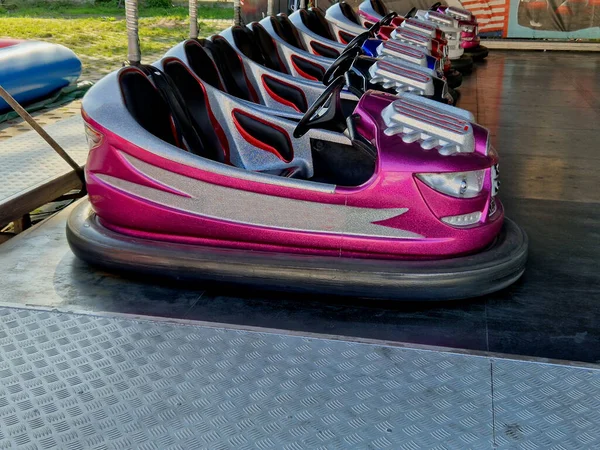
[[0, 307, 599, 450], [0, 115, 86, 207]]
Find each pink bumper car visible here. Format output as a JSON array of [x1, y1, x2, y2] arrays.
[[67, 3, 527, 301]]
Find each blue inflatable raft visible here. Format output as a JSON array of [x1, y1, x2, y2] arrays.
[[0, 39, 82, 112]]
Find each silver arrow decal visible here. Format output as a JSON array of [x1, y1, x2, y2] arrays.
[[95, 152, 423, 239]]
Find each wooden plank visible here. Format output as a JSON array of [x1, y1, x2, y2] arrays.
[[0, 171, 82, 229]]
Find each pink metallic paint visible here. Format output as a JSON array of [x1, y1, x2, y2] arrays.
[[358, 9, 380, 26], [83, 89, 502, 260]]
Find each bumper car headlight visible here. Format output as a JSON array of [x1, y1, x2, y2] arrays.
[[84, 122, 104, 150], [442, 211, 482, 226], [417, 170, 485, 198]]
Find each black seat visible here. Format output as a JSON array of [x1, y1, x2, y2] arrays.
[[370, 0, 389, 17], [183, 39, 224, 90], [310, 138, 376, 186], [269, 15, 307, 51], [231, 26, 267, 67], [183, 37, 307, 113], [233, 24, 288, 74], [162, 59, 229, 163], [119, 67, 179, 148], [299, 8, 335, 41], [164, 59, 297, 171], [339, 2, 360, 24], [119, 65, 227, 163], [200, 36, 259, 103]]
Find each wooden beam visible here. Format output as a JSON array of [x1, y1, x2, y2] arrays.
[[0, 172, 82, 230]]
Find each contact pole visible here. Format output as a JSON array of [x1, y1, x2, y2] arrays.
[[189, 0, 199, 39], [234, 0, 242, 26], [125, 0, 141, 65]]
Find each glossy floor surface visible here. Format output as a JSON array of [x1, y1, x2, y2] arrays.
[[1, 51, 599, 364]]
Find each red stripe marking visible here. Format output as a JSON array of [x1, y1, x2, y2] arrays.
[[0, 39, 23, 49], [526, 1, 548, 8]]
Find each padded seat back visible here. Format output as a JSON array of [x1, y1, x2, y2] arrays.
[[371, 0, 388, 16], [119, 64, 228, 163], [119, 67, 179, 148], [299, 8, 335, 41], [234, 24, 288, 73], [184, 39, 224, 90], [231, 26, 267, 67], [270, 15, 307, 51], [340, 2, 360, 24], [204, 36, 258, 103], [162, 59, 229, 163]]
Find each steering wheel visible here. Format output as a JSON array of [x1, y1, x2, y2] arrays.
[[344, 10, 397, 52], [323, 11, 397, 85], [377, 11, 398, 28], [429, 2, 442, 10], [293, 76, 347, 138], [322, 46, 362, 86], [405, 7, 417, 18]]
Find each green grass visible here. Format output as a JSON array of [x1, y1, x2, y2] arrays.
[[0, 2, 233, 20], [0, 2, 232, 59]]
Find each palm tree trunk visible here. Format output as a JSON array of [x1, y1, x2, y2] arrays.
[[125, 0, 141, 65], [234, 0, 242, 26], [189, 0, 198, 38]]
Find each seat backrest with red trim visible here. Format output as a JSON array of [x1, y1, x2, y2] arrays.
[[120, 68, 179, 148], [269, 15, 307, 51], [182, 39, 224, 91], [119, 65, 228, 164], [120, 60, 301, 174], [199, 36, 259, 103], [340, 2, 360, 24], [231, 24, 288, 74], [370, 0, 388, 17], [182, 37, 308, 113], [300, 8, 336, 41], [162, 59, 229, 163]]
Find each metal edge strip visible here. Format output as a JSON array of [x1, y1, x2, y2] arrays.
[[0, 302, 597, 371]]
